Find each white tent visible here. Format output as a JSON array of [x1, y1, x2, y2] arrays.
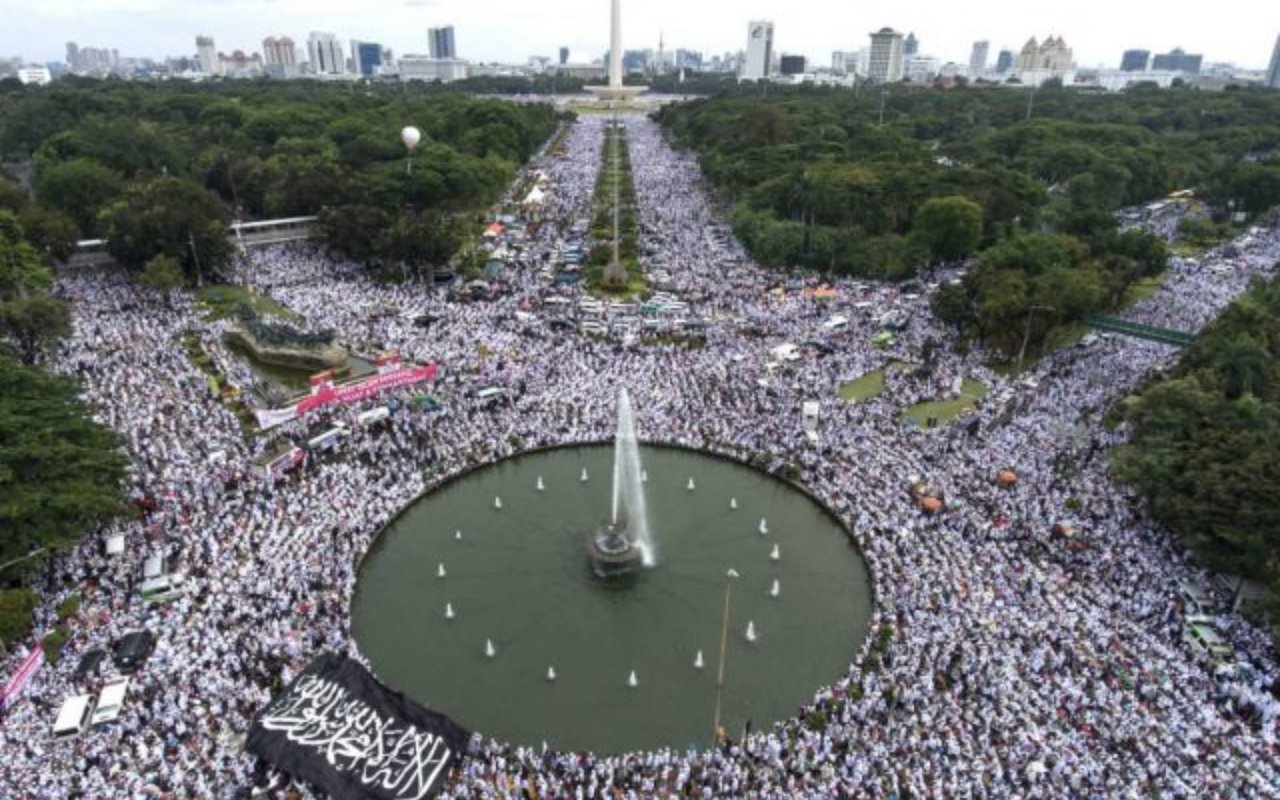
[[524, 186, 546, 205]]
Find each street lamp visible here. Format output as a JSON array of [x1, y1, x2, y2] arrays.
[[711, 567, 739, 745]]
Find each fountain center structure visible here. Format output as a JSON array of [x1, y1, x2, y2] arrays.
[[587, 389, 652, 578]]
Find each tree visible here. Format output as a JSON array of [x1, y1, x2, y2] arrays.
[[18, 206, 79, 263], [0, 294, 70, 365], [32, 157, 124, 237], [913, 196, 984, 263], [138, 254, 186, 307], [99, 177, 232, 283], [0, 212, 69, 363], [0, 356, 127, 571]]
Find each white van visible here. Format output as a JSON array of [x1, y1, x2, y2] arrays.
[[91, 678, 130, 726], [53, 694, 95, 739], [822, 315, 849, 331], [356, 407, 391, 427], [139, 570, 187, 605], [307, 425, 348, 452]]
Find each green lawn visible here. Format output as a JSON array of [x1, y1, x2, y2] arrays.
[[901, 378, 988, 428], [196, 285, 300, 322], [839, 369, 889, 403]]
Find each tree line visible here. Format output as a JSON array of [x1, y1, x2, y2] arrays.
[[0, 78, 563, 283], [655, 85, 1280, 357], [1112, 274, 1280, 639]]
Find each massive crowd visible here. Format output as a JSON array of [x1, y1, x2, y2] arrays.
[[0, 113, 1278, 799]]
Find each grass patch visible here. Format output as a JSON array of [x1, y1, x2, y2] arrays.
[[1120, 271, 1167, 308], [901, 378, 988, 428], [196, 285, 300, 323], [839, 369, 888, 403]]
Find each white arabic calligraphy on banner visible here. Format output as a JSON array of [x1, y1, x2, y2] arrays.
[[259, 675, 455, 800]]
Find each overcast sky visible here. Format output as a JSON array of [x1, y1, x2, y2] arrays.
[[5, 0, 1277, 70]]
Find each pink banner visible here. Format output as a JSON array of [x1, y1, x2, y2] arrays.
[[1, 644, 44, 711], [255, 364, 438, 430]]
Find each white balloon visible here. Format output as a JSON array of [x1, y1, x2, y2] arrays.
[[401, 125, 422, 152]]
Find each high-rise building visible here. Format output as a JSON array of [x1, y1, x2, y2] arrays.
[[1016, 36, 1074, 73], [995, 49, 1014, 73], [429, 26, 457, 59], [969, 41, 989, 75], [1151, 48, 1201, 74], [65, 42, 80, 71], [559, 47, 570, 65], [867, 27, 905, 83], [1120, 49, 1150, 72], [904, 33, 918, 56], [779, 55, 807, 75], [1268, 34, 1280, 89], [307, 31, 346, 75], [743, 21, 774, 79], [196, 35, 219, 75], [262, 36, 298, 78], [352, 41, 383, 76]]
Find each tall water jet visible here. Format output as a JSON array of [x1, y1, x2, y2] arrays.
[[769, 578, 780, 598], [454, 529, 463, 541], [694, 649, 705, 669], [444, 602, 455, 619], [627, 670, 638, 688], [546, 665, 557, 682], [485, 638, 497, 658], [537, 476, 545, 491], [437, 563, 447, 579], [745, 621, 758, 642], [758, 517, 769, 535], [730, 497, 738, 510], [494, 496, 503, 510], [770, 543, 781, 562], [687, 477, 695, 491], [588, 388, 654, 576], [581, 468, 589, 483]]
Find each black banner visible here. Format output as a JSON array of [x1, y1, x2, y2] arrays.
[[247, 653, 470, 800]]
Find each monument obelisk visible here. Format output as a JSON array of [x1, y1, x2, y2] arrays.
[[586, 0, 646, 104]]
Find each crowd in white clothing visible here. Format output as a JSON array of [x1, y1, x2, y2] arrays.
[[0, 114, 1277, 800]]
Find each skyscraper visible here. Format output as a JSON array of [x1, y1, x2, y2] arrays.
[[429, 26, 457, 59], [559, 47, 570, 66], [351, 41, 383, 76], [307, 31, 346, 75], [1151, 47, 1201, 74], [262, 36, 297, 78], [969, 41, 989, 75], [779, 55, 807, 75], [196, 35, 219, 75], [65, 41, 80, 71], [1120, 49, 1150, 71], [903, 33, 918, 56], [743, 21, 774, 79], [867, 27, 904, 83], [995, 49, 1014, 74], [1269, 34, 1280, 89]]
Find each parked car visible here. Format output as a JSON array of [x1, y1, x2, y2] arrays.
[[72, 649, 107, 683], [53, 694, 95, 739], [90, 678, 130, 726], [112, 630, 155, 673]]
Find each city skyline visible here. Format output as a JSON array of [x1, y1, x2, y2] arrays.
[[4, 0, 1276, 71]]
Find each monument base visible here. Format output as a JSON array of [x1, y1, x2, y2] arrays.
[[587, 522, 643, 579], [584, 85, 648, 107]]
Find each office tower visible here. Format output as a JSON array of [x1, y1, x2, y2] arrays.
[[352, 41, 383, 76], [1151, 47, 1202, 74], [195, 35, 219, 75], [262, 36, 298, 78], [429, 26, 457, 59], [904, 32, 918, 56], [559, 46, 570, 65], [867, 27, 905, 82], [1016, 36, 1073, 73], [1120, 49, 1150, 71], [969, 41, 989, 75], [65, 42, 80, 71], [995, 49, 1014, 73], [307, 31, 346, 74], [744, 20, 774, 79], [1268, 34, 1280, 89], [779, 55, 806, 75]]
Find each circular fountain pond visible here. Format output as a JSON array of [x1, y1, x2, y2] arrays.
[[352, 445, 872, 753]]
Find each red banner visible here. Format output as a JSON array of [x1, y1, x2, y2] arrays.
[[1, 644, 44, 711], [255, 364, 438, 430]]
